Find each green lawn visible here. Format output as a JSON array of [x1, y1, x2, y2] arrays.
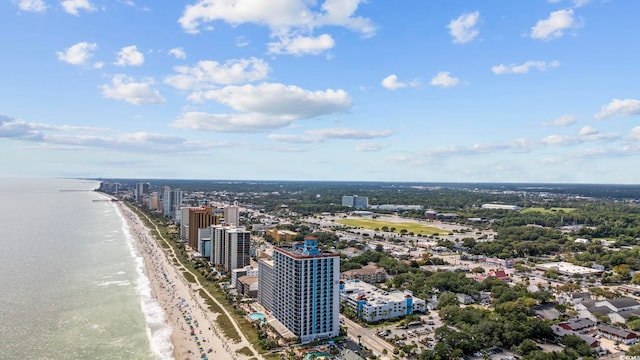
[[336, 218, 449, 235], [522, 207, 576, 214]]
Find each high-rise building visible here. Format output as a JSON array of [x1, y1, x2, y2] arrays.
[[187, 206, 219, 249], [262, 236, 340, 343], [163, 186, 183, 219], [208, 225, 250, 271], [134, 182, 150, 204], [223, 202, 240, 226], [341, 195, 368, 209]]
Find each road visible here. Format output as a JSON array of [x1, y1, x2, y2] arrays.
[[341, 316, 395, 359]]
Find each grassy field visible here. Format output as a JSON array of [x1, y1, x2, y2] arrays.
[[336, 218, 449, 235], [522, 207, 576, 214]]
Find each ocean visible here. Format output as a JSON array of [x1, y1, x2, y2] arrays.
[[0, 178, 173, 360]]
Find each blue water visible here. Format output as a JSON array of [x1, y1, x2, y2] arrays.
[[249, 313, 266, 322], [0, 178, 173, 359]]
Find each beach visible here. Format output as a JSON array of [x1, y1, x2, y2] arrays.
[[117, 202, 256, 360]]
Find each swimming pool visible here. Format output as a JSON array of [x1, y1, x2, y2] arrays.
[[249, 313, 266, 322]]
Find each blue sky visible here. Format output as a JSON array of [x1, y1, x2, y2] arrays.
[[2, 0, 639, 183]]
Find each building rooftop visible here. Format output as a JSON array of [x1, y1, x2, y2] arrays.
[[341, 279, 424, 305]]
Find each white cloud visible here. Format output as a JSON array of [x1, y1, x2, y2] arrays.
[[168, 47, 187, 59], [0, 115, 215, 154], [100, 75, 165, 105], [430, 72, 461, 88], [173, 83, 352, 133], [268, 128, 393, 144], [164, 57, 269, 90], [17, 0, 47, 12], [56, 42, 97, 66], [114, 45, 144, 66], [93, 61, 104, 69], [267, 34, 335, 56], [355, 142, 385, 152], [546, 115, 576, 126], [492, 60, 560, 75], [381, 74, 419, 90], [594, 99, 640, 120], [235, 36, 249, 47], [61, 0, 95, 16], [573, 0, 591, 8], [178, 0, 375, 51], [189, 83, 351, 118], [531, 9, 578, 40], [579, 125, 598, 137], [447, 11, 480, 44], [179, 0, 375, 36], [173, 112, 296, 133], [630, 127, 640, 141]]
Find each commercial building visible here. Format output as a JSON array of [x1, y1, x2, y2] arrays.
[[481, 204, 521, 211], [342, 195, 369, 209], [266, 228, 298, 243], [341, 263, 387, 283], [134, 182, 150, 204], [260, 237, 340, 343], [162, 186, 183, 220], [340, 279, 425, 323], [205, 225, 251, 271], [535, 262, 603, 276], [187, 206, 220, 250], [231, 266, 259, 289], [223, 202, 240, 226], [258, 259, 275, 312]]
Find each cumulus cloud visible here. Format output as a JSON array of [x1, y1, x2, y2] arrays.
[[268, 128, 393, 144], [630, 127, 640, 141], [164, 57, 269, 90], [178, 0, 375, 54], [17, 0, 47, 12], [381, 74, 419, 90], [114, 45, 144, 66], [61, 0, 95, 16], [173, 83, 352, 133], [447, 11, 480, 44], [100, 75, 165, 105], [594, 99, 640, 120], [545, 115, 577, 126], [189, 83, 351, 116], [169, 47, 187, 59], [267, 34, 335, 56], [179, 0, 375, 35], [491, 60, 560, 75], [430, 72, 461, 88], [531, 9, 578, 40], [56, 42, 98, 66]]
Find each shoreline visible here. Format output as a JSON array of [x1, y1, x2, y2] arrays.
[[116, 202, 239, 360]]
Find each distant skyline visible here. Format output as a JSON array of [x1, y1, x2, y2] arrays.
[[2, 0, 639, 184]]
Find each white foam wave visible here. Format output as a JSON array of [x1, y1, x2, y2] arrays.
[[96, 280, 131, 287], [115, 204, 174, 360]]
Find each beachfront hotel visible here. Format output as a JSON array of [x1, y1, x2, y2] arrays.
[[259, 236, 340, 343], [203, 224, 251, 271], [186, 206, 220, 250]]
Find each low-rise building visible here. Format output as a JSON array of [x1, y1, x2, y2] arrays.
[[341, 263, 387, 283], [237, 275, 258, 298], [340, 279, 425, 323], [597, 324, 639, 345]]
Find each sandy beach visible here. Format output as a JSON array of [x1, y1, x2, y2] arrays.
[[118, 202, 254, 360]]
